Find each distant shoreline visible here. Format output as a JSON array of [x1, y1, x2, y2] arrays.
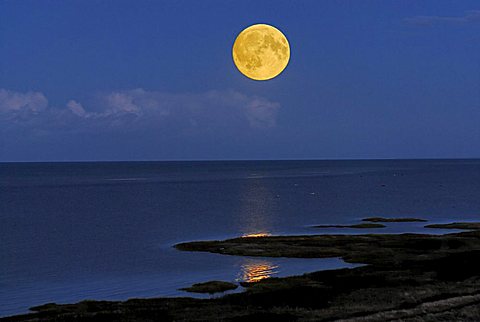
[[2, 157, 480, 164]]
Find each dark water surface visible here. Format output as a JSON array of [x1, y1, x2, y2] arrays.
[[1, 160, 480, 316]]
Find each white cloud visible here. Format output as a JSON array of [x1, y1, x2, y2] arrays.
[[0, 88, 280, 134], [83, 88, 279, 129], [0, 89, 48, 114], [246, 97, 279, 128], [66, 100, 86, 117], [103, 91, 142, 116]]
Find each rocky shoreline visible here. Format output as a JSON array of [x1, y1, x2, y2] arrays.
[[3, 221, 480, 321]]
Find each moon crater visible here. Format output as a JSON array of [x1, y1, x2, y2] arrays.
[[232, 24, 290, 81]]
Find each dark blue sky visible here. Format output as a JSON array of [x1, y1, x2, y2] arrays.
[[1, 1, 480, 161]]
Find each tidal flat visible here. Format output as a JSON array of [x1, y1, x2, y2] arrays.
[[312, 223, 386, 229], [362, 217, 428, 223], [179, 281, 238, 294], [4, 223, 480, 321]]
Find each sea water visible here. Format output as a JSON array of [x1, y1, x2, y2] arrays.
[[1, 159, 480, 316]]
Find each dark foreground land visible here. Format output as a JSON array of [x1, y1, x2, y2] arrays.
[[4, 222, 480, 321]]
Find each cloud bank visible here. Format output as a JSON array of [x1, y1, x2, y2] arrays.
[[0, 89, 48, 115], [0, 88, 280, 136], [405, 10, 480, 26]]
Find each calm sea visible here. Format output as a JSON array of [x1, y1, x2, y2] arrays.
[[1, 160, 480, 316]]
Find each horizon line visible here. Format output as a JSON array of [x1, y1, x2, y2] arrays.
[[1, 157, 480, 164]]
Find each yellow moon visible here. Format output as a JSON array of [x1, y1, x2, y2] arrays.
[[232, 24, 290, 81]]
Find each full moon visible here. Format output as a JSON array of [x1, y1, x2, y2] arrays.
[[232, 24, 290, 81]]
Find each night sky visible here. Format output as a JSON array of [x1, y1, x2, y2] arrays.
[[1, 1, 480, 161]]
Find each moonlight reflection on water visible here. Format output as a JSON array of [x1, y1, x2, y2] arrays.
[[237, 258, 279, 283]]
